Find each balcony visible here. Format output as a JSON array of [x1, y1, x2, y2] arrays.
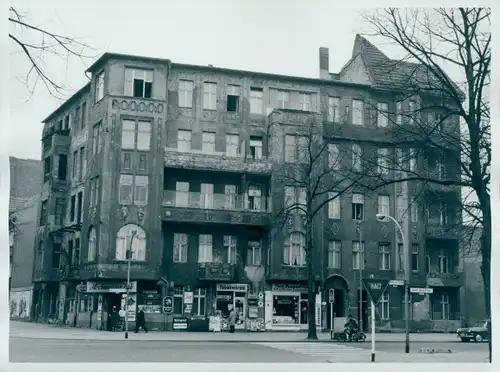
[[164, 148, 273, 175], [79, 262, 159, 281], [268, 265, 308, 281], [425, 223, 458, 240], [162, 191, 272, 227], [59, 265, 80, 281], [197, 263, 237, 282], [426, 271, 464, 287], [33, 268, 59, 283]]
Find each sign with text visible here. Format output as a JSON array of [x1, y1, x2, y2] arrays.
[[183, 291, 194, 304], [410, 287, 433, 294], [163, 296, 173, 314], [271, 283, 307, 293], [216, 283, 248, 292], [173, 317, 188, 330], [329, 289, 335, 303], [389, 280, 404, 286], [87, 281, 137, 293], [362, 278, 389, 304]]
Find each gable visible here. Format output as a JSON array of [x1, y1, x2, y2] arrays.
[[338, 54, 373, 86]]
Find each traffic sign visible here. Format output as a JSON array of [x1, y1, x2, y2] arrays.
[[163, 296, 173, 314], [410, 287, 433, 294], [76, 284, 87, 293], [362, 278, 390, 304], [328, 289, 335, 303], [389, 280, 404, 286]]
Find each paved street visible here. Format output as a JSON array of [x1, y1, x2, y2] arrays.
[[10, 321, 489, 363]]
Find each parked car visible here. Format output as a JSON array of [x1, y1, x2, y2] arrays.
[[457, 320, 490, 342]]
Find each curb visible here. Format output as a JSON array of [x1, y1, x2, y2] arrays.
[[10, 335, 461, 343]]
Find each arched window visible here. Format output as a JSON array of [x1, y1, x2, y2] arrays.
[[116, 224, 146, 261], [284, 232, 306, 266], [88, 227, 96, 262]]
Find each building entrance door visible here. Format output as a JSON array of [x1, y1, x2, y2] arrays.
[[234, 293, 246, 329]]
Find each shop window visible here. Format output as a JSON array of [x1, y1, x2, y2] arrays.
[[173, 286, 184, 314], [193, 288, 206, 316], [216, 291, 233, 318], [300, 293, 308, 324], [272, 295, 299, 325], [379, 293, 390, 320]]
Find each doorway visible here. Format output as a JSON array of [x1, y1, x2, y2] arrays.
[[234, 293, 246, 329]]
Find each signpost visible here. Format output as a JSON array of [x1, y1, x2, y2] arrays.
[[163, 296, 173, 314], [362, 278, 390, 363], [328, 289, 335, 332], [410, 287, 433, 295]]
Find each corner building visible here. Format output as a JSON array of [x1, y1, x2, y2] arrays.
[[33, 36, 465, 332]]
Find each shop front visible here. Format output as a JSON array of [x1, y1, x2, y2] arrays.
[[265, 283, 321, 331], [215, 283, 248, 330]]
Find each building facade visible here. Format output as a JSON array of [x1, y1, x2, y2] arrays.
[[32, 35, 464, 332]]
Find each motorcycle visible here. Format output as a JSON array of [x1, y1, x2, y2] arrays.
[[331, 328, 367, 342]]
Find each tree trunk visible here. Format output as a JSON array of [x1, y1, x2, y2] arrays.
[[479, 199, 491, 362], [305, 218, 318, 340]]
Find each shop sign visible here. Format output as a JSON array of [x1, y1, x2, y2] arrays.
[[173, 317, 188, 330], [410, 287, 433, 294], [271, 283, 307, 293], [86, 281, 137, 293], [216, 283, 248, 292], [184, 291, 194, 304], [163, 296, 173, 314]]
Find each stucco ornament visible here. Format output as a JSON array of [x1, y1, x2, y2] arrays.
[[381, 225, 388, 238], [286, 215, 294, 230], [137, 207, 145, 223], [412, 226, 418, 239], [120, 206, 129, 221], [330, 222, 339, 235]]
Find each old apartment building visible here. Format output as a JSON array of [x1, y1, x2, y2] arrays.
[[32, 35, 464, 332]]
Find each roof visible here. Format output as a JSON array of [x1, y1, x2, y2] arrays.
[[346, 34, 464, 99], [42, 83, 91, 123]]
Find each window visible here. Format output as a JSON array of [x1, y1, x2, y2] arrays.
[[73, 238, 80, 266], [438, 249, 449, 273], [202, 131, 216, 154], [328, 241, 341, 269], [352, 144, 362, 171], [439, 293, 450, 320], [198, 234, 213, 263], [88, 227, 96, 262], [410, 197, 418, 223], [118, 175, 134, 205], [70, 195, 76, 222], [247, 185, 262, 211], [397, 243, 404, 271], [328, 192, 340, 219], [249, 137, 263, 159], [52, 243, 61, 269], [409, 148, 417, 172], [408, 100, 416, 124], [77, 192, 83, 223], [277, 90, 290, 109], [43, 156, 52, 182], [122, 120, 151, 151], [95, 71, 105, 102], [193, 288, 206, 316], [203, 82, 217, 110], [79, 147, 86, 180], [92, 122, 101, 155], [285, 134, 308, 164], [395, 148, 404, 176], [173, 286, 184, 314], [298, 93, 311, 111], [377, 102, 389, 127], [125, 68, 153, 98], [224, 185, 237, 210], [285, 135, 296, 163], [139, 154, 148, 171], [352, 99, 364, 125], [64, 114, 71, 131], [250, 88, 263, 114], [396, 102, 402, 125], [377, 148, 390, 175], [74, 106, 80, 129], [173, 233, 188, 263], [72, 151, 78, 179], [200, 183, 214, 209], [134, 175, 149, 206], [247, 240, 261, 266], [284, 232, 306, 266], [328, 97, 340, 122], [379, 243, 391, 270], [402, 296, 414, 320], [396, 196, 405, 222], [411, 244, 419, 272], [352, 241, 365, 269], [378, 195, 390, 218], [177, 129, 192, 152], [425, 253, 431, 273], [284, 186, 306, 215], [351, 193, 364, 220], [436, 153, 446, 179], [81, 102, 87, 130], [226, 85, 240, 112], [379, 293, 390, 320], [178, 80, 194, 108], [328, 144, 340, 169], [55, 198, 65, 225], [58, 154, 68, 181], [223, 235, 237, 264], [89, 176, 100, 207], [43, 136, 52, 152], [439, 202, 448, 226], [176, 182, 189, 207], [226, 134, 239, 157], [115, 224, 146, 261]]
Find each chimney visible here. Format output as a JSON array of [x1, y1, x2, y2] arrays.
[[319, 47, 330, 79]]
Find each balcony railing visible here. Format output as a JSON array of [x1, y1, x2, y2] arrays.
[[426, 271, 464, 287], [163, 190, 271, 212], [197, 262, 237, 281]]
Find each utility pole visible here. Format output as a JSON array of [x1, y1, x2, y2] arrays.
[[402, 180, 410, 354], [357, 220, 363, 332], [124, 230, 137, 340]]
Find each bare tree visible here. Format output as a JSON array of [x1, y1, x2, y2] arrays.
[[9, 7, 96, 100], [272, 111, 366, 339], [354, 7, 490, 360]]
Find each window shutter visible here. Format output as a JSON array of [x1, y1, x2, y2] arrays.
[[124, 69, 134, 96]]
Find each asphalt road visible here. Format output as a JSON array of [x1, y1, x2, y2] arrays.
[[10, 337, 488, 363]]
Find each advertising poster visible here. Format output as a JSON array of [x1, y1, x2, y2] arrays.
[[121, 293, 137, 321]]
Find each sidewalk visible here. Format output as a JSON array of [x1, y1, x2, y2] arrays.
[[10, 321, 460, 343]]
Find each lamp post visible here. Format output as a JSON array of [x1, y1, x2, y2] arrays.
[[124, 230, 137, 340], [376, 213, 410, 354], [356, 220, 363, 333]]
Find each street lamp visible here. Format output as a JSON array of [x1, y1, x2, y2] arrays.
[[124, 230, 137, 339], [376, 213, 410, 354]]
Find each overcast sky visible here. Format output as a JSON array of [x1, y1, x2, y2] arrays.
[[7, 0, 408, 161]]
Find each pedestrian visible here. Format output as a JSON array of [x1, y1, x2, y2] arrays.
[[228, 307, 237, 333], [135, 308, 148, 333], [111, 306, 119, 331]]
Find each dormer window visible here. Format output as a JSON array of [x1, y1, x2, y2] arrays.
[[125, 68, 153, 99]]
